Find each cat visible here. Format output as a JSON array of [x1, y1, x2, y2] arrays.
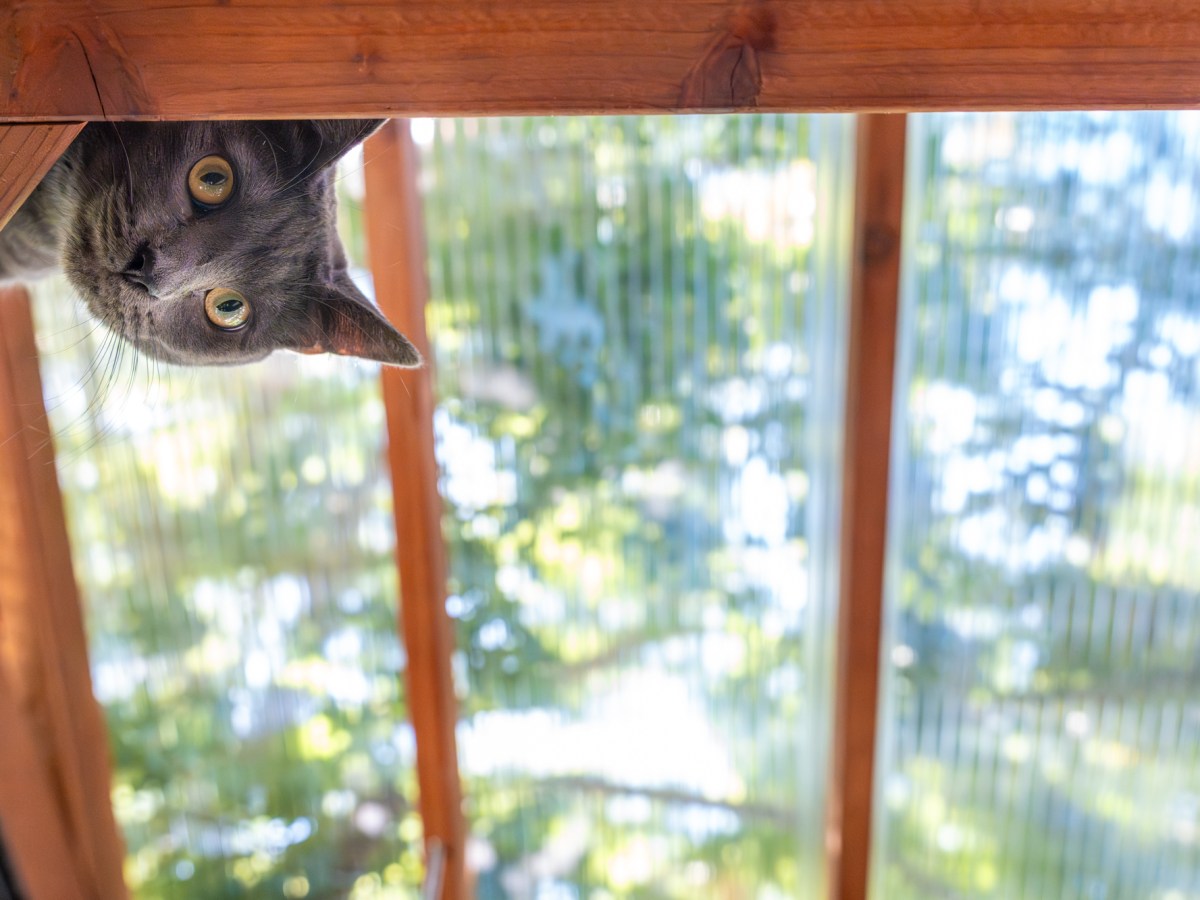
[[0, 119, 420, 367]]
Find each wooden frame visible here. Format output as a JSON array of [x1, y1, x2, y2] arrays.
[[3, 0, 1200, 121], [0, 3, 1193, 899], [363, 121, 467, 900], [0, 125, 84, 231], [827, 114, 907, 900], [0, 288, 128, 900]]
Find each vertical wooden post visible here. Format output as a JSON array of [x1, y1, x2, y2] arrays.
[[825, 114, 908, 900], [0, 286, 128, 900], [362, 120, 466, 899], [0, 124, 82, 230], [0, 671, 92, 900]]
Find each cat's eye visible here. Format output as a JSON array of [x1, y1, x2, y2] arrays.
[[204, 288, 250, 330], [188, 156, 235, 206]]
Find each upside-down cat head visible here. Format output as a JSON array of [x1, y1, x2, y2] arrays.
[[40, 119, 420, 367]]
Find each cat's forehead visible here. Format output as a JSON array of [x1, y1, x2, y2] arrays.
[[114, 127, 335, 240], [184, 123, 287, 164], [122, 121, 245, 157], [117, 123, 321, 190]]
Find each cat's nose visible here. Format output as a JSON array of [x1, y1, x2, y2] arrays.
[[122, 245, 158, 293]]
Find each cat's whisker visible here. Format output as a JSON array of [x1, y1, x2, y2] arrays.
[[66, 328, 118, 414], [277, 125, 361, 196], [42, 327, 112, 429], [253, 125, 283, 184], [72, 331, 110, 394], [136, 314, 155, 402], [124, 315, 140, 404], [88, 341, 115, 423], [80, 328, 131, 456], [47, 316, 103, 344], [153, 352, 167, 406], [54, 329, 119, 464], [276, 151, 322, 196], [129, 316, 153, 411], [99, 326, 124, 407], [330, 153, 373, 188]]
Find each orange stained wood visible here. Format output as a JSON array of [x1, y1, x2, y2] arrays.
[[0, 124, 83, 230], [0, 666, 91, 900], [362, 121, 467, 900], [2, 0, 1200, 123], [825, 114, 907, 900], [0, 286, 129, 900]]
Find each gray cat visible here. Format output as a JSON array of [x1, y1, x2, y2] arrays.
[[0, 119, 420, 367]]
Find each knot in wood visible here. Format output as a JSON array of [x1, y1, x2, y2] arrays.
[[678, 3, 776, 110]]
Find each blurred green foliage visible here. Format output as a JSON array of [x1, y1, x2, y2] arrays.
[[420, 115, 849, 897], [27, 110, 1200, 900], [878, 112, 1200, 898]]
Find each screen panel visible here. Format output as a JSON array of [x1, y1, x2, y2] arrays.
[[877, 112, 1200, 899], [415, 114, 854, 895]]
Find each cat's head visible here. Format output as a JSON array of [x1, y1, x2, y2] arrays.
[[61, 119, 420, 367]]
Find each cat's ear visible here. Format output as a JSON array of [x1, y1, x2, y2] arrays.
[[295, 120, 386, 174], [295, 274, 422, 367]]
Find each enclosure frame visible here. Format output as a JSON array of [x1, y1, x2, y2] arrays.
[[0, 2, 1195, 898]]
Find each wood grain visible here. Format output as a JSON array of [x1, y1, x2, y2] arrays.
[[825, 114, 907, 900], [0, 286, 129, 899], [0, 666, 90, 900], [0, 123, 82, 231], [363, 122, 467, 899], [2, 1, 1200, 121]]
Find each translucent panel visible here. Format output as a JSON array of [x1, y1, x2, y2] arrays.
[[31, 176, 423, 897], [878, 112, 1200, 898], [416, 115, 853, 895]]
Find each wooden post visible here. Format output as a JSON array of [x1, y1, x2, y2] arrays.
[[0, 286, 129, 900], [0, 668, 92, 900], [0, 124, 82, 230], [362, 121, 467, 899], [825, 114, 907, 900], [5, 2, 1200, 121]]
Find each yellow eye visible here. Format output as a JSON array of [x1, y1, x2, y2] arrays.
[[188, 155, 234, 206], [204, 288, 250, 330]]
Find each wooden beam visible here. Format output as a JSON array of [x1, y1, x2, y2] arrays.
[[0, 286, 129, 900], [0, 668, 91, 900], [362, 122, 466, 899], [3, 1, 1200, 120], [825, 114, 907, 900], [0, 123, 82, 230]]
